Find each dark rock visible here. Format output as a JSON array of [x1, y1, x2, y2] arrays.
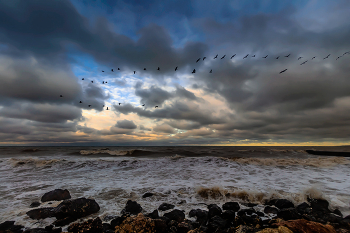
[[189, 209, 208, 225], [53, 216, 76, 227], [68, 217, 103, 233], [345, 215, 350, 219], [44, 225, 53, 231], [110, 214, 129, 228], [221, 210, 236, 221], [208, 215, 227, 232], [153, 219, 167, 233], [307, 197, 331, 213], [277, 207, 301, 220], [222, 202, 240, 212], [146, 209, 159, 219], [256, 211, 264, 217], [322, 213, 343, 224], [177, 220, 194, 233], [102, 215, 116, 222], [0, 221, 24, 233], [53, 198, 100, 220], [266, 199, 294, 209], [121, 200, 142, 215], [235, 214, 262, 227], [102, 223, 114, 233], [208, 204, 222, 218], [23, 228, 49, 233], [26, 207, 55, 220], [30, 202, 41, 208], [41, 189, 71, 202], [142, 192, 154, 198], [158, 203, 175, 211], [241, 203, 258, 207], [333, 208, 343, 217], [296, 202, 310, 213], [264, 206, 279, 215], [163, 209, 185, 223]]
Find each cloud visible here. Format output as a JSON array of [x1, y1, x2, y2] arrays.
[[153, 124, 175, 134], [115, 120, 137, 129]]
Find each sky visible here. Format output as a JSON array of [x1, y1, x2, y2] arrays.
[[0, 0, 350, 146]]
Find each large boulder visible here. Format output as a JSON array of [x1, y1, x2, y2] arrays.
[[266, 199, 294, 210], [189, 209, 208, 225], [264, 206, 279, 215], [222, 202, 240, 212], [67, 217, 103, 233], [26, 197, 100, 226], [307, 198, 331, 213], [208, 204, 222, 218], [121, 200, 143, 215], [163, 209, 185, 223], [41, 189, 71, 202], [277, 208, 301, 221], [274, 219, 337, 233], [0, 221, 24, 233]]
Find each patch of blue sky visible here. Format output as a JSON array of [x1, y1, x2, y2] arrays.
[[0, 43, 8, 52]]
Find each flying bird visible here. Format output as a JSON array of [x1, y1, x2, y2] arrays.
[[60, 95, 63, 97], [231, 54, 236, 59], [276, 56, 280, 59], [196, 58, 201, 62], [263, 55, 268, 58], [312, 57, 316, 59], [155, 106, 158, 108], [175, 66, 178, 71], [103, 105, 105, 107], [105, 81, 107, 84], [157, 67, 160, 70], [134, 71, 136, 74], [279, 69, 287, 74], [144, 68, 146, 70], [91, 81, 93, 83], [119, 103, 121, 105], [336, 56, 342, 60], [298, 57, 302, 60], [106, 107, 109, 110], [252, 55, 255, 57], [300, 60, 308, 65], [142, 104, 145, 106], [214, 54, 218, 59], [102, 81, 105, 84], [243, 54, 249, 59], [323, 54, 330, 59], [285, 54, 291, 57], [82, 78, 84, 80], [79, 101, 82, 103], [221, 55, 226, 59], [118, 68, 120, 70], [210, 69, 212, 73], [203, 57, 206, 60], [111, 69, 114, 72], [88, 105, 91, 107], [102, 71, 104, 72], [192, 69, 196, 73]]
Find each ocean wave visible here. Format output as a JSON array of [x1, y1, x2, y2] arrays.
[[224, 156, 350, 167], [9, 158, 66, 167], [79, 149, 136, 156]]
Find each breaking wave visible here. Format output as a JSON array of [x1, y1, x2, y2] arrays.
[[9, 158, 66, 167], [224, 156, 350, 167], [79, 149, 136, 156]]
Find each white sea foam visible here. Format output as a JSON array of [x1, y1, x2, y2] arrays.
[[79, 149, 135, 156]]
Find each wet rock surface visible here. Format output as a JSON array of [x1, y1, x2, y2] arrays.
[[41, 189, 71, 202]]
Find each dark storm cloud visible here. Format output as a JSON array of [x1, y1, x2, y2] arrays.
[[153, 124, 175, 134], [116, 120, 137, 129]]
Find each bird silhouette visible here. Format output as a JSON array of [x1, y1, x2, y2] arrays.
[[196, 58, 201, 63], [231, 54, 236, 59], [209, 69, 212, 73], [144, 68, 146, 70], [300, 60, 308, 65], [157, 67, 160, 70], [60, 95, 63, 97], [102, 71, 104, 72], [221, 55, 226, 59], [79, 101, 82, 103], [263, 55, 268, 58], [106, 107, 109, 110], [155, 106, 158, 108], [298, 57, 302, 60], [203, 57, 206, 60], [312, 57, 316, 59], [105, 81, 107, 84], [88, 105, 91, 107], [243, 54, 249, 59], [111, 69, 114, 72], [119, 103, 121, 105], [214, 54, 218, 59], [279, 69, 287, 74], [175, 66, 178, 71], [276, 56, 280, 59], [343, 51, 350, 55], [142, 104, 145, 106], [336, 56, 342, 60], [118, 68, 120, 70], [82, 78, 84, 80], [323, 54, 330, 59], [285, 54, 291, 57], [102, 81, 105, 84], [252, 55, 255, 57], [134, 71, 136, 74], [91, 81, 93, 83], [192, 69, 196, 74], [103, 105, 104, 107]]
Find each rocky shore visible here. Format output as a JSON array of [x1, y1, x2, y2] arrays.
[[1, 189, 349, 233]]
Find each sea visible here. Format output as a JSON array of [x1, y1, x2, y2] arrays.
[[0, 146, 349, 230]]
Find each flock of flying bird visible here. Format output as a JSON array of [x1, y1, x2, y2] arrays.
[[60, 51, 350, 110]]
